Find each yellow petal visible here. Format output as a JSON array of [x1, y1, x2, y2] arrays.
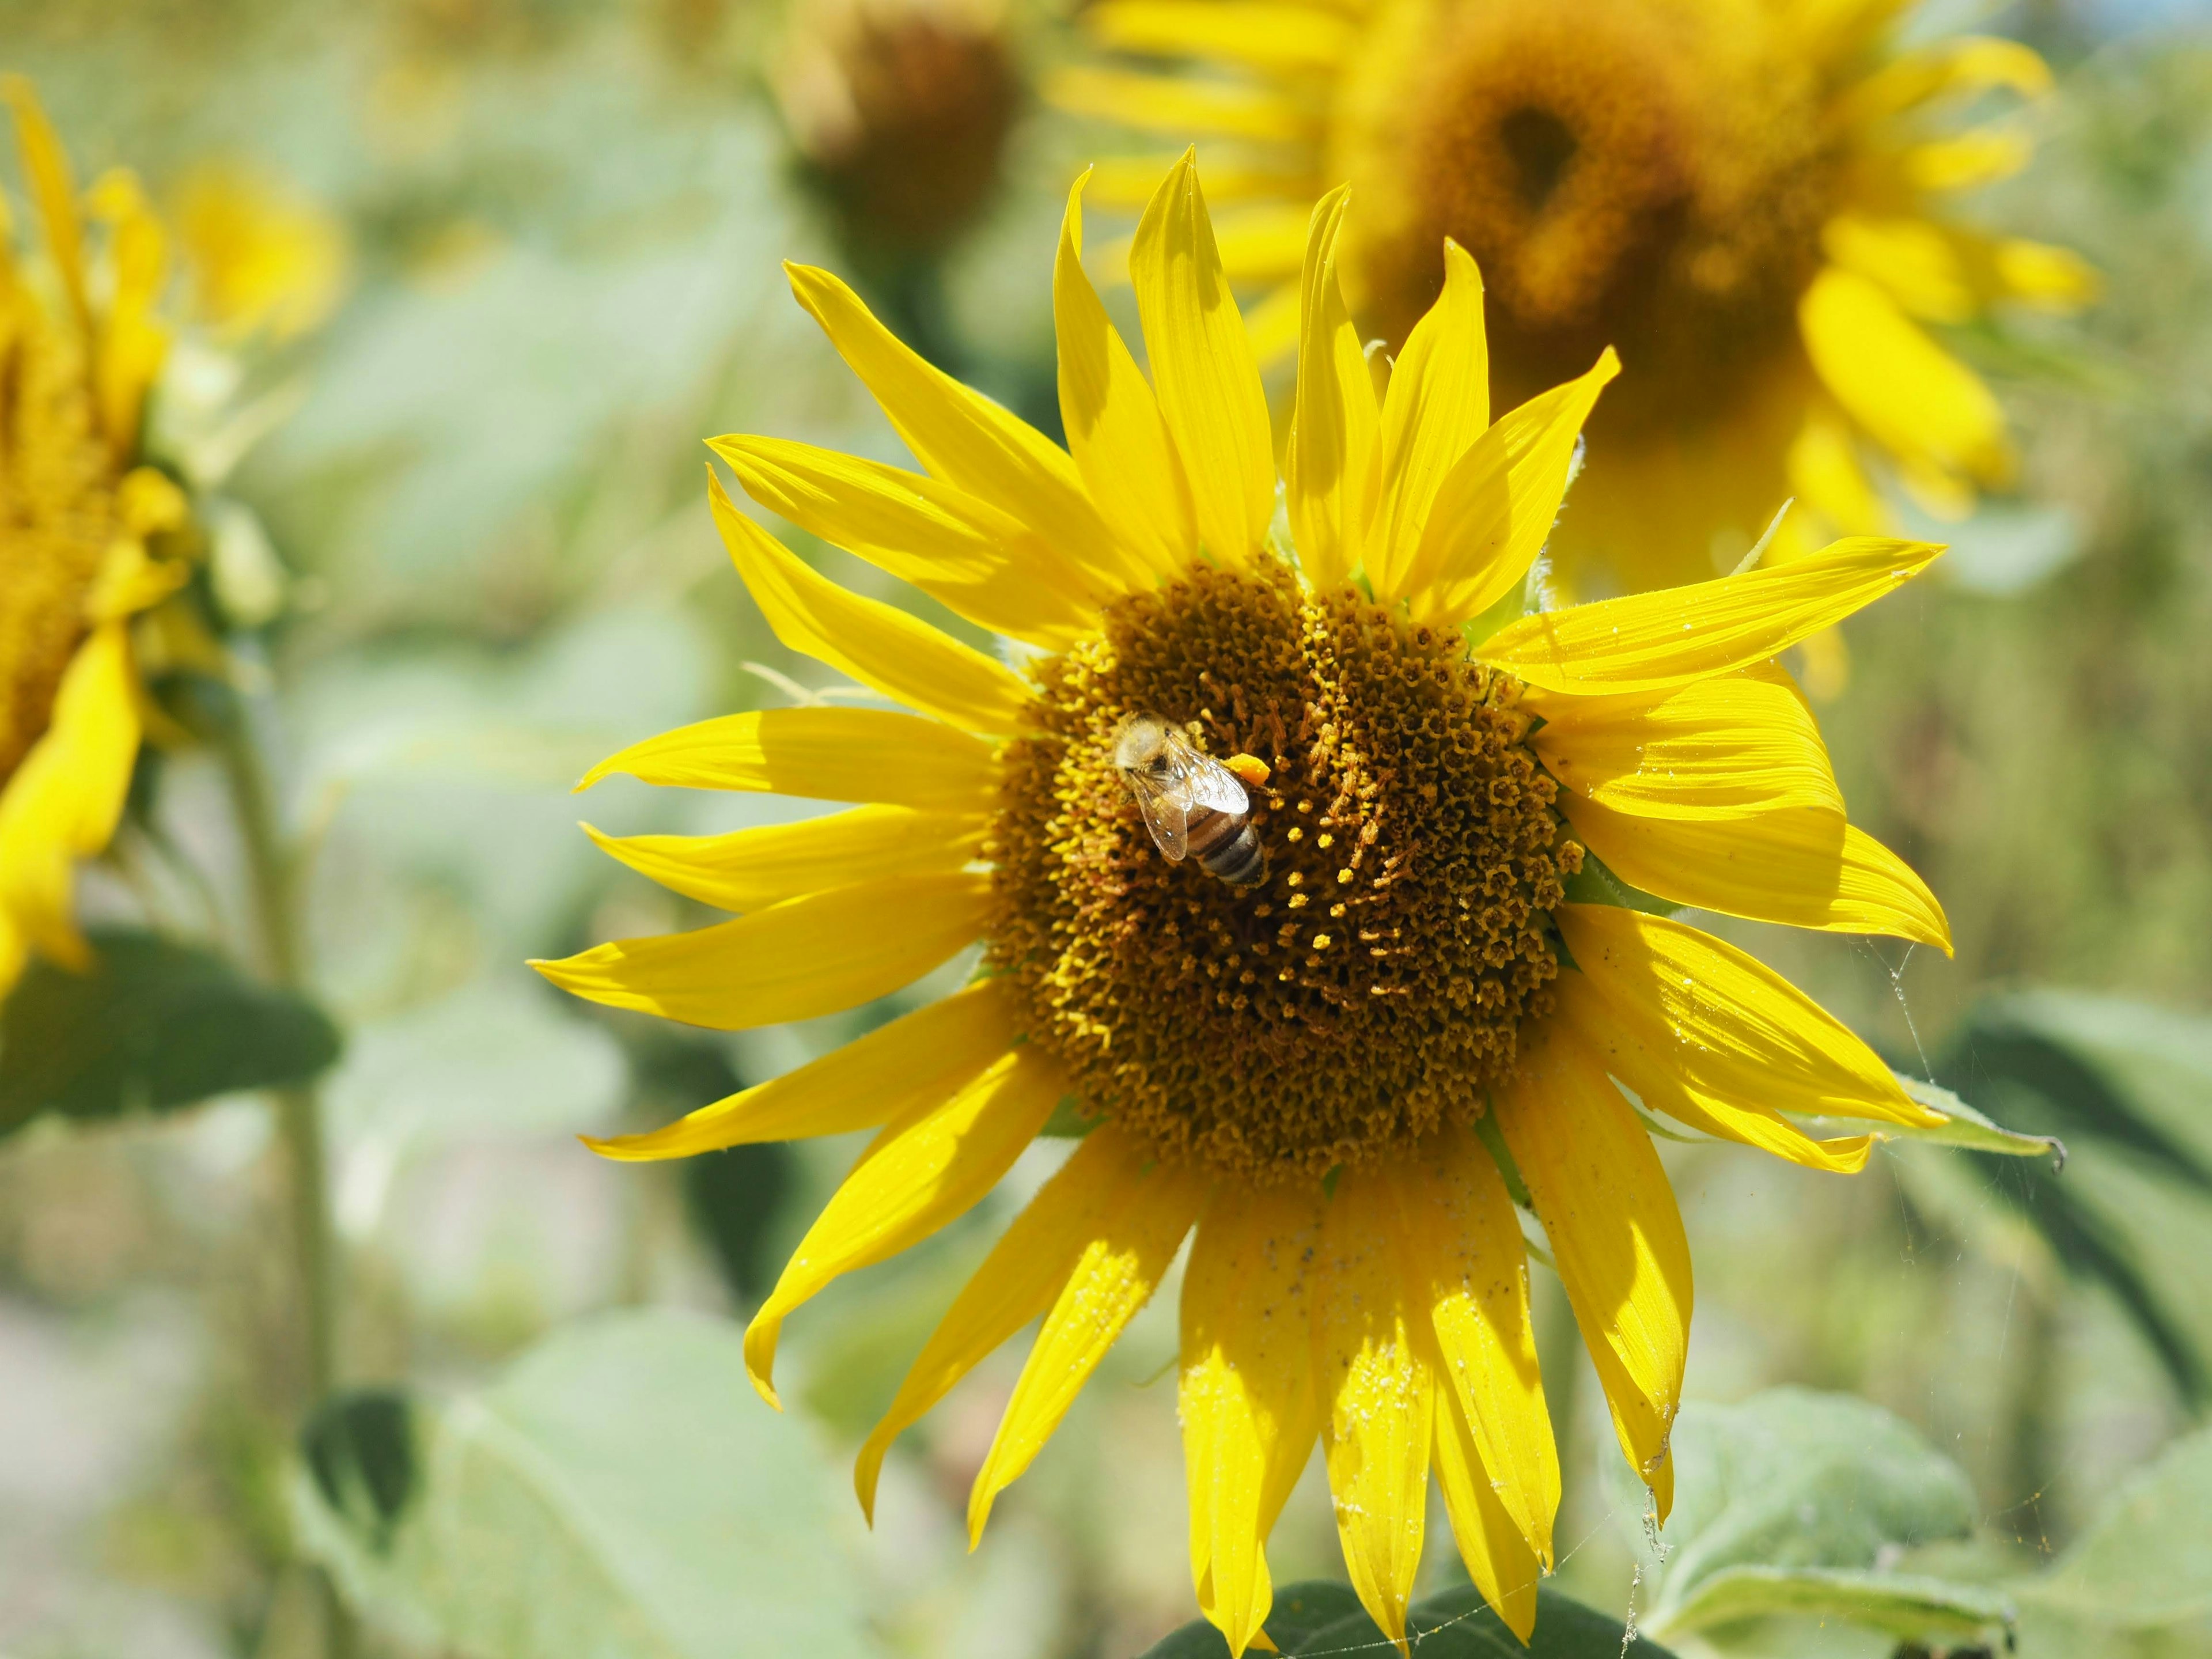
[[2, 77, 89, 339], [1800, 266, 2011, 497], [745, 1043, 1064, 1406], [967, 1145, 1203, 1543], [1554, 971, 1872, 1174], [1902, 127, 2035, 193], [0, 623, 139, 971], [578, 706, 998, 815], [584, 806, 983, 914], [1821, 212, 1979, 325], [1243, 281, 1301, 368], [1181, 1183, 1327, 1657], [1313, 1168, 1432, 1648], [711, 434, 1098, 648], [1990, 237, 2101, 312], [585, 978, 1017, 1161], [784, 261, 1146, 593], [856, 1123, 1160, 1521], [1430, 1378, 1541, 1644], [1046, 67, 1323, 145], [1382, 1128, 1556, 1564], [1055, 171, 1199, 580], [709, 474, 1031, 735], [1838, 35, 2051, 125], [1559, 794, 1952, 952], [528, 870, 990, 1030], [1477, 535, 1943, 694], [1285, 185, 1378, 591], [85, 168, 169, 457], [1403, 350, 1619, 625], [1131, 151, 1277, 567], [1555, 903, 1942, 1134], [1084, 1, 1355, 74], [1529, 664, 1842, 821], [1083, 154, 1319, 210], [1496, 1018, 1691, 1519], [1370, 241, 1490, 599], [1787, 409, 1885, 539]]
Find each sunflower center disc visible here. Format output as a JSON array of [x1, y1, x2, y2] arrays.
[[0, 298, 118, 783], [1334, 0, 1837, 433], [988, 566, 1582, 1183]]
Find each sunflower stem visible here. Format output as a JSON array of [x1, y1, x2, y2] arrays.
[[213, 696, 354, 1659]]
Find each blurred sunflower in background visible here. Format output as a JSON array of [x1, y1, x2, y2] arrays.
[[0, 78, 344, 1001], [1054, 0, 2097, 603], [536, 155, 1972, 1652]]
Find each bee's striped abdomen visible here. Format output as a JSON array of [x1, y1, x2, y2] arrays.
[[1187, 805, 1266, 886]]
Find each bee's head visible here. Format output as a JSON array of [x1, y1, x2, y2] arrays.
[[1111, 711, 1171, 775]]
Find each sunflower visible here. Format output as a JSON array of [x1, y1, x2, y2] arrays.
[[536, 155, 1955, 1652], [1052, 0, 2096, 596], [0, 79, 200, 998]]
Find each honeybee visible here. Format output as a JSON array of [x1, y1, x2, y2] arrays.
[[1111, 713, 1267, 887]]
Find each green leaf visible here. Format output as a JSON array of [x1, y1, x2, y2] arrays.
[[2018, 1425, 2212, 1632], [1880, 1073, 2067, 1161], [0, 927, 340, 1137], [1608, 1389, 1982, 1646], [294, 1308, 889, 1659], [1657, 1566, 2011, 1642], [1137, 1584, 1677, 1657]]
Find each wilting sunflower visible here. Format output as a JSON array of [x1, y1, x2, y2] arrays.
[[537, 155, 1955, 1652], [1054, 0, 2096, 594], [0, 79, 200, 997]]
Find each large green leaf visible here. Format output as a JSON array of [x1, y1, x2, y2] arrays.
[[1605, 1389, 1997, 1649], [0, 927, 340, 1137], [294, 1308, 888, 1659], [1138, 1584, 1677, 1657], [2014, 1424, 2212, 1652]]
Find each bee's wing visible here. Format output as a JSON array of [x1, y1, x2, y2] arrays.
[[1125, 770, 1191, 860], [1183, 754, 1250, 816]]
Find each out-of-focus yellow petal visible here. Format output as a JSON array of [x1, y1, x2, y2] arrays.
[[967, 1143, 1203, 1543], [1554, 971, 1873, 1174], [1084, 154, 1319, 209], [0, 623, 140, 976], [1213, 203, 1315, 286], [1403, 350, 1619, 625], [1430, 1378, 1541, 1644], [583, 806, 983, 914], [1382, 1128, 1555, 1564], [713, 435, 1100, 647], [1497, 1017, 1691, 1520], [745, 1043, 1065, 1406], [857, 1124, 1160, 1521], [1556, 903, 1944, 1133], [1836, 35, 2051, 126], [784, 261, 1146, 593], [578, 706, 998, 813], [1990, 237, 2101, 312], [1529, 664, 1842, 821], [171, 160, 349, 342], [709, 473, 1030, 734], [1131, 152, 1277, 567], [1243, 281, 1302, 367], [1902, 127, 2034, 193], [1055, 172, 1198, 581], [1286, 185, 1377, 590], [1477, 535, 1943, 694], [1313, 1168, 1431, 1649], [1821, 212, 1978, 325], [84, 169, 169, 459], [1047, 67, 1323, 145], [1800, 267, 2011, 499], [1370, 240, 1490, 599], [584, 979, 1017, 1161], [528, 870, 990, 1029], [1181, 1183, 1327, 1657], [1084, 1, 1355, 73], [1787, 409, 1885, 539], [2, 77, 90, 338], [1559, 794, 1953, 952]]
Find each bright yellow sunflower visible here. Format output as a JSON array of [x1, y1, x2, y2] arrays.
[[536, 155, 1956, 1652], [1053, 0, 2096, 596], [0, 79, 200, 998]]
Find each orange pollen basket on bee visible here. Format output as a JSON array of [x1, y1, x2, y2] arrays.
[[985, 563, 1584, 1183]]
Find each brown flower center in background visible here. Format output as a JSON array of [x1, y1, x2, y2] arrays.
[[0, 293, 116, 783], [1334, 0, 1837, 436], [988, 566, 1581, 1182]]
